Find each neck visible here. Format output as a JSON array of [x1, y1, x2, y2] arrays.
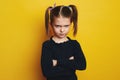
[[52, 36, 68, 43]]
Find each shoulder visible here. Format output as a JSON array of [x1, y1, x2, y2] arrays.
[[42, 38, 53, 47], [42, 40, 50, 45], [42, 39, 52, 48], [70, 39, 81, 48], [71, 40, 79, 44], [67, 37, 81, 46], [69, 39, 83, 51], [70, 38, 80, 44]]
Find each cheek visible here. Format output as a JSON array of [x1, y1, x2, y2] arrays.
[[53, 27, 59, 33], [66, 27, 70, 32]]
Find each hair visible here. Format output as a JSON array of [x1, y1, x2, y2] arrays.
[[45, 5, 78, 36]]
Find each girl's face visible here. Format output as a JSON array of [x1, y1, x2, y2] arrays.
[[51, 16, 71, 39]]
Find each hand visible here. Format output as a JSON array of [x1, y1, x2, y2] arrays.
[[52, 59, 57, 66], [69, 56, 74, 60]]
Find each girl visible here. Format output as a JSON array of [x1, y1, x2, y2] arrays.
[[41, 4, 86, 80]]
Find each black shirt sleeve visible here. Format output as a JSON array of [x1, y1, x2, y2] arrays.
[[57, 40, 86, 70], [41, 42, 72, 77]]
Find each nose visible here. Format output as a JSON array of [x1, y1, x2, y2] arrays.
[[60, 27, 64, 32]]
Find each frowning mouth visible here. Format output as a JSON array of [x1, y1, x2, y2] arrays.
[[59, 34, 65, 35]]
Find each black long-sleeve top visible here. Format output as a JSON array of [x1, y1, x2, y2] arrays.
[[41, 37, 86, 80]]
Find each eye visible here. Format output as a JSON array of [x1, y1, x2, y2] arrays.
[[64, 25, 70, 27], [55, 25, 61, 28]]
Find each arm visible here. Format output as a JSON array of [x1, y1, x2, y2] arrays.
[[57, 40, 86, 70], [41, 43, 69, 77]]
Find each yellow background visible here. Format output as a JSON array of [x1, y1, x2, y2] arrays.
[[0, 0, 120, 80]]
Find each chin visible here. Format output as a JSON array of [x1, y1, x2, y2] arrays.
[[55, 33, 67, 39], [58, 35, 66, 39]]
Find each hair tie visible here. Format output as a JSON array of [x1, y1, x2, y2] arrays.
[[49, 3, 56, 11]]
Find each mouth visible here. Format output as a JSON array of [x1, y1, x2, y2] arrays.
[[59, 34, 66, 37], [59, 33, 65, 35]]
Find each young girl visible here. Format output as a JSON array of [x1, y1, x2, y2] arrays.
[[41, 4, 86, 80]]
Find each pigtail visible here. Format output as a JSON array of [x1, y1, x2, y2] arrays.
[[69, 5, 78, 36], [45, 6, 52, 35]]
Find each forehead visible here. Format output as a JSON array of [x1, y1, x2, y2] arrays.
[[53, 16, 71, 25]]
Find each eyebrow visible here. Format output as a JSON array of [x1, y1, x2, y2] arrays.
[[54, 24, 70, 26]]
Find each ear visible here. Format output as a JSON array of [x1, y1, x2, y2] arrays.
[[49, 22, 53, 27]]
